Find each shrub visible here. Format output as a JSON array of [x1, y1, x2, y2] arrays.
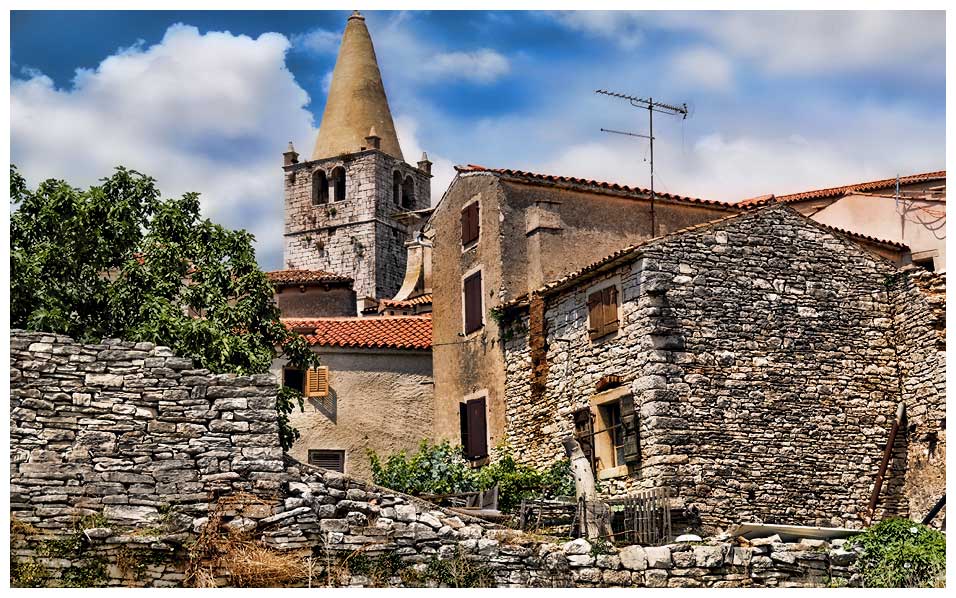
[[367, 441, 575, 512], [847, 518, 945, 588]]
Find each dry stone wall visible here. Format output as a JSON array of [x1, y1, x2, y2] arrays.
[[502, 206, 945, 533], [10, 328, 859, 588]]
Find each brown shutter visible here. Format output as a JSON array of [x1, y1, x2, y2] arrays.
[[587, 290, 604, 340], [603, 286, 619, 336], [464, 272, 483, 334], [305, 366, 329, 398], [461, 203, 479, 246], [465, 398, 488, 459], [618, 394, 640, 465]]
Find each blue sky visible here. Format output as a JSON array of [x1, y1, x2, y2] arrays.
[[10, 10, 946, 269]]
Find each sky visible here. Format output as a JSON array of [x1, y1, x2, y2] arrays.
[[10, 10, 946, 269]]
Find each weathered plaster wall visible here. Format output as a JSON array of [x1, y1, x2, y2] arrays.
[[8, 329, 862, 588], [272, 348, 434, 480], [283, 150, 430, 299], [502, 206, 943, 532], [273, 284, 357, 318]]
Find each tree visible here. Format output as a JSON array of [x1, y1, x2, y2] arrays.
[[10, 165, 318, 450]]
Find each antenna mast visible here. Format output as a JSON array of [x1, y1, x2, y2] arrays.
[[596, 89, 689, 233]]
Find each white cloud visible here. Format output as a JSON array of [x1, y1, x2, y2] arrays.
[[668, 46, 733, 92], [424, 49, 511, 83], [291, 27, 340, 54], [11, 24, 317, 270], [551, 11, 643, 49]]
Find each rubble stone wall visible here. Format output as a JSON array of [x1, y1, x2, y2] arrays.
[[10, 328, 859, 588], [502, 206, 941, 532]]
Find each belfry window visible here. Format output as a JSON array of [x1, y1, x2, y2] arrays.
[[330, 166, 347, 202], [312, 170, 329, 205], [402, 176, 414, 209], [393, 171, 402, 205]]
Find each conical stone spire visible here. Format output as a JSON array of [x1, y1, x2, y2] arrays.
[[312, 11, 404, 161]]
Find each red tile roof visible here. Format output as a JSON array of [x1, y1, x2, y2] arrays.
[[282, 316, 432, 350], [267, 269, 353, 285], [378, 294, 433, 309], [455, 164, 738, 209], [738, 170, 946, 207]]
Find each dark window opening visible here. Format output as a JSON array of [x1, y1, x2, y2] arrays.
[[914, 257, 936, 272], [283, 368, 304, 393], [393, 171, 402, 205], [330, 166, 346, 202], [600, 402, 625, 468], [312, 170, 329, 205], [402, 176, 414, 209], [308, 449, 345, 472], [460, 397, 488, 460], [461, 201, 480, 246], [463, 271, 483, 334]]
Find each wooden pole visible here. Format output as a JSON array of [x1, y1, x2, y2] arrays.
[[867, 403, 905, 522]]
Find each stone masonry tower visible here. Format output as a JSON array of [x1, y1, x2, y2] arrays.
[[283, 11, 432, 301]]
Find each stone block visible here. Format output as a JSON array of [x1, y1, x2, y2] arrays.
[[645, 546, 673, 569], [619, 545, 648, 570]]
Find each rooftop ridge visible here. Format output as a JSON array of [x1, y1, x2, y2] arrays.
[[739, 170, 946, 207]]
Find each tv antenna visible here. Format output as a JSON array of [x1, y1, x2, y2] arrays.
[[596, 89, 689, 232]]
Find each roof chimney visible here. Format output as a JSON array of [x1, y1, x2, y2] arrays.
[[417, 152, 432, 176]]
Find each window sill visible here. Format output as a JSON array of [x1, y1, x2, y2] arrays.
[[597, 465, 629, 480], [461, 242, 478, 254]]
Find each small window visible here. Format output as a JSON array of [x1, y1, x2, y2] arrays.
[[459, 397, 488, 460], [461, 201, 480, 246], [914, 257, 936, 272], [573, 407, 596, 473], [283, 368, 304, 393], [463, 271, 483, 334], [330, 166, 346, 202], [587, 285, 619, 340], [308, 449, 345, 472], [392, 171, 402, 205], [599, 403, 625, 468], [402, 176, 414, 209], [573, 392, 640, 480], [312, 170, 329, 205]]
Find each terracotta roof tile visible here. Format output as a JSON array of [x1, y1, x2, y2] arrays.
[[738, 170, 946, 207], [455, 164, 738, 209], [378, 294, 433, 308], [282, 315, 431, 350], [267, 269, 353, 285]]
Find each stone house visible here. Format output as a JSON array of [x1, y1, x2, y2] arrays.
[[740, 170, 945, 271], [271, 314, 433, 480], [428, 165, 760, 460], [496, 204, 943, 532]]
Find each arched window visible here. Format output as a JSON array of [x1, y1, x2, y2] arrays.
[[312, 170, 329, 205], [330, 166, 346, 202], [402, 176, 414, 209], [393, 171, 402, 205]]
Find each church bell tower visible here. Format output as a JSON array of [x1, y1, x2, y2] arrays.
[[282, 11, 432, 301]]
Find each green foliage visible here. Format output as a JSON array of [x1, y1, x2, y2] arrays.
[[847, 518, 945, 588], [11, 558, 50, 587], [367, 441, 575, 513], [61, 558, 109, 588], [10, 165, 319, 450]]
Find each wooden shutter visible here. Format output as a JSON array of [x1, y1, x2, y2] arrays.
[[602, 286, 619, 335], [572, 407, 596, 475], [587, 290, 604, 340], [305, 366, 329, 397], [461, 202, 479, 246], [464, 272, 483, 334], [618, 394, 640, 465], [465, 397, 488, 460]]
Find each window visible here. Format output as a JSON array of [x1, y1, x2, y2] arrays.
[[573, 389, 640, 479], [587, 285, 619, 340], [305, 366, 330, 398], [312, 170, 329, 205], [283, 368, 304, 393], [308, 449, 345, 472], [402, 176, 414, 209], [460, 397, 488, 460], [463, 271, 483, 334], [914, 257, 936, 272], [330, 166, 346, 202], [461, 201, 480, 247], [393, 171, 402, 205]]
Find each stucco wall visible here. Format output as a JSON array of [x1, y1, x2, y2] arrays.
[[430, 171, 738, 449], [273, 284, 357, 318], [272, 347, 433, 481], [501, 206, 944, 532]]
